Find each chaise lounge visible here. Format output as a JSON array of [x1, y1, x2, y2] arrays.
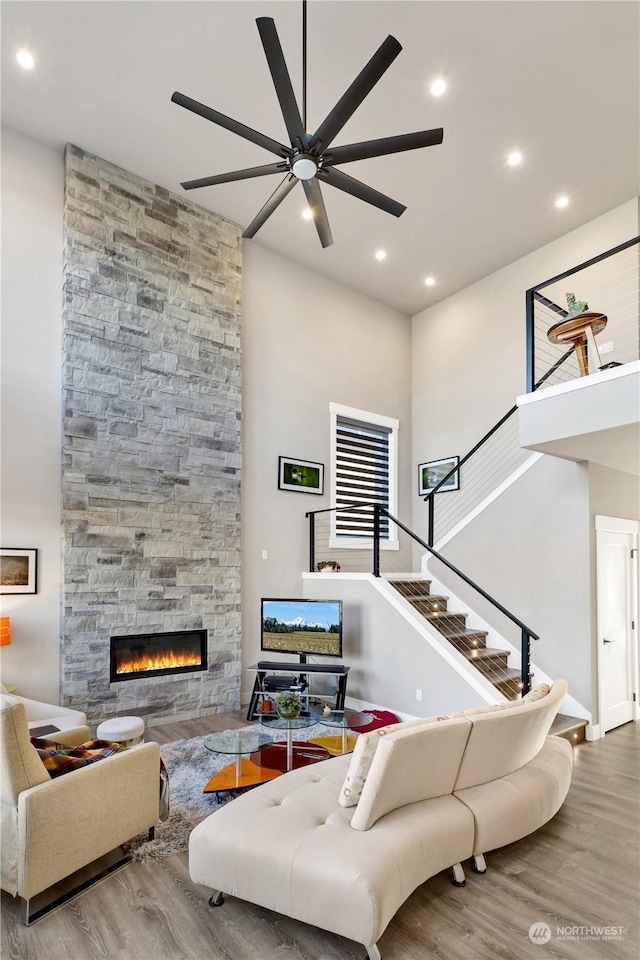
[[189, 681, 572, 959]]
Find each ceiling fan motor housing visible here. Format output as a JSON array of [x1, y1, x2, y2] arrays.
[[291, 154, 317, 180]]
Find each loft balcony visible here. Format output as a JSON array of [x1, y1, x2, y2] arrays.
[[519, 237, 639, 474]]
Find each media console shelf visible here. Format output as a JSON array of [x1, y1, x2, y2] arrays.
[[246, 661, 350, 721]]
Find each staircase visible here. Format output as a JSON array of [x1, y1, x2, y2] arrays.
[[391, 578, 588, 739], [391, 579, 527, 700]]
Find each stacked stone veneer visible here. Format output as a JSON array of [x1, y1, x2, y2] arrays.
[[61, 145, 242, 725]]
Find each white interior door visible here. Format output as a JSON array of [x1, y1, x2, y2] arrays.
[[596, 516, 638, 734]]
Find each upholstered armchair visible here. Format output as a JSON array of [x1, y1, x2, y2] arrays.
[[0, 696, 160, 923], [0, 684, 90, 746]]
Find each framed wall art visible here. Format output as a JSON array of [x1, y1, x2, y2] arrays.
[[0, 548, 38, 594], [278, 457, 324, 495], [418, 456, 460, 496]]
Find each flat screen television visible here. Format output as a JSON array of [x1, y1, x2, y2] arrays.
[[261, 598, 343, 661]]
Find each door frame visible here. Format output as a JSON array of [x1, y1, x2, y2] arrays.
[[595, 515, 639, 736]]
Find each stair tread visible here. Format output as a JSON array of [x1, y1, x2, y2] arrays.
[[441, 627, 488, 638], [465, 647, 511, 661], [550, 713, 588, 734]]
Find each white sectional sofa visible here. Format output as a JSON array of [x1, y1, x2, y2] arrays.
[[189, 681, 572, 960]]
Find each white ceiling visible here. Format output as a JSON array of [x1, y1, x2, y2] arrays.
[[2, 1, 638, 316]]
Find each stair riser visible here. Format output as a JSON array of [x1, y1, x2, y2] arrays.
[[553, 727, 587, 745], [448, 634, 488, 653], [495, 678, 525, 700], [406, 597, 449, 614], [468, 654, 510, 673], [424, 613, 468, 632]]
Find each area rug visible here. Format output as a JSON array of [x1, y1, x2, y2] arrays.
[[124, 725, 340, 862]]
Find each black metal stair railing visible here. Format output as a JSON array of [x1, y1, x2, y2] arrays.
[[423, 236, 640, 547], [306, 501, 537, 694]]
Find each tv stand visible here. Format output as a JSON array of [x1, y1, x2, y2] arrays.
[[246, 662, 350, 721]]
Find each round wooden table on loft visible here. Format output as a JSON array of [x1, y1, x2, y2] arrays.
[[547, 311, 608, 377]]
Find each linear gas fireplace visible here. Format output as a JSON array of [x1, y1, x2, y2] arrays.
[[110, 629, 208, 682]]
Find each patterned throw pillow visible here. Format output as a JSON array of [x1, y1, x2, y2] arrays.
[[31, 738, 121, 778], [521, 682, 551, 703]]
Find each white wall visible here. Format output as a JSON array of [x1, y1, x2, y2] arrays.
[[427, 456, 592, 709], [411, 200, 639, 716], [0, 131, 413, 712], [302, 574, 489, 717], [411, 199, 639, 479], [1, 130, 63, 702], [241, 242, 412, 699]]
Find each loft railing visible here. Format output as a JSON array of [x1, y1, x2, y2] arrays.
[[306, 501, 536, 694], [423, 235, 640, 547], [526, 235, 640, 393]]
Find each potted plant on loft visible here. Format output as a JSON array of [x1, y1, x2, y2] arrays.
[[275, 691, 303, 720]]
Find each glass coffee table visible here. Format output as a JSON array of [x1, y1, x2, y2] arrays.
[[203, 728, 281, 793], [309, 708, 374, 755], [258, 714, 318, 771]]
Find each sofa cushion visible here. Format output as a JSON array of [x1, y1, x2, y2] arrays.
[[453, 680, 567, 791], [350, 717, 473, 831], [338, 714, 448, 808], [31, 738, 121, 778]]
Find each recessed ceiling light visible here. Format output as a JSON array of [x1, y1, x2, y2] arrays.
[[16, 49, 35, 70], [507, 151, 523, 166], [302, 208, 313, 220], [375, 249, 387, 261], [430, 78, 447, 97], [425, 276, 435, 286], [555, 195, 569, 209]]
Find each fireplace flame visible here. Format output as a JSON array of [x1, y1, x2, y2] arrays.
[[116, 649, 202, 675]]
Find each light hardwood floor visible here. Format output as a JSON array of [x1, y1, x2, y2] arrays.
[[2, 717, 638, 960]]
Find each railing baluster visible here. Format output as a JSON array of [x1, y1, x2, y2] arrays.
[[521, 628, 531, 695], [373, 504, 381, 577], [306, 510, 315, 573], [427, 494, 434, 547], [525, 286, 535, 394]]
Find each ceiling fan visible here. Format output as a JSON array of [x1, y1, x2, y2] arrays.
[[171, 4, 443, 248]]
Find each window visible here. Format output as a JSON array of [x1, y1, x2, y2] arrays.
[[330, 403, 399, 549]]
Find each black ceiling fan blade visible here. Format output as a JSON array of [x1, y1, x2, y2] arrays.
[[172, 91, 289, 159], [242, 174, 297, 239], [301, 178, 333, 248], [318, 166, 406, 217], [181, 163, 288, 191], [256, 18, 307, 148], [323, 128, 444, 167], [308, 35, 402, 153]]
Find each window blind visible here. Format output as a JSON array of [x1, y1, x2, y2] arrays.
[[335, 417, 390, 539]]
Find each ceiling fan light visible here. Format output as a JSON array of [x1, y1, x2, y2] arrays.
[[292, 155, 317, 180]]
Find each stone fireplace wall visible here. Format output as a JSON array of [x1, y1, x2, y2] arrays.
[[61, 145, 242, 724]]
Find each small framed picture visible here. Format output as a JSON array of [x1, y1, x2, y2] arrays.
[[418, 457, 460, 496], [0, 548, 38, 594], [278, 457, 324, 495]]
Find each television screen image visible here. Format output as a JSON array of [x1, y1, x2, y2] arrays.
[[261, 599, 342, 658]]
